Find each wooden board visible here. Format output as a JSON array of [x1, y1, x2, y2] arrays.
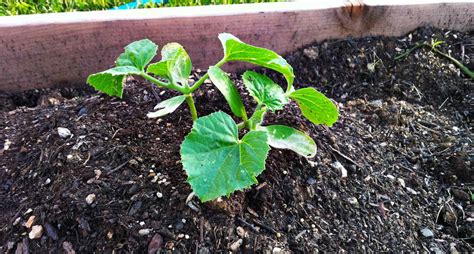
[[0, 0, 473, 92]]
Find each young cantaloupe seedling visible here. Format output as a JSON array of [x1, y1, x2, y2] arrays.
[[87, 34, 339, 202]]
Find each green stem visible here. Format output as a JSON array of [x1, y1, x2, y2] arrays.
[[394, 43, 423, 61], [185, 94, 198, 121], [141, 73, 187, 93], [241, 110, 249, 129], [237, 122, 246, 130], [188, 58, 227, 93], [430, 47, 474, 79], [395, 43, 473, 79]]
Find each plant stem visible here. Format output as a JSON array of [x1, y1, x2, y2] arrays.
[[237, 122, 246, 130], [141, 72, 187, 93], [430, 46, 474, 79], [185, 94, 198, 121], [394, 44, 423, 61], [188, 58, 227, 93], [395, 43, 473, 79]]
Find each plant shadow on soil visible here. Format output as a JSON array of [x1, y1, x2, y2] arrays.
[[0, 27, 473, 253]]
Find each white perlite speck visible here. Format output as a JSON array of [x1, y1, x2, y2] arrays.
[[28, 225, 43, 239], [85, 194, 96, 205], [57, 127, 72, 138]]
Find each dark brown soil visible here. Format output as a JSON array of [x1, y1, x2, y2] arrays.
[[1, 27, 473, 253]]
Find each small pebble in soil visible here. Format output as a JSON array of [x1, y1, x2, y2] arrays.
[[29, 225, 43, 239], [44, 223, 58, 240], [420, 228, 434, 238], [107, 231, 113, 240], [397, 178, 406, 188], [13, 217, 20, 226], [148, 233, 163, 254], [273, 247, 283, 253], [3, 139, 12, 150], [139, 229, 152, 236], [57, 127, 72, 138], [236, 226, 248, 238], [156, 192, 163, 198], [369, 99, 383, 108], [85, 194, 96, 205], [175, 220, 184, 230], [229, 239, 243, 252], [306, 177, 317, 185], [331, 161, 347, 178], [406, 187, 418, 195], [25, 215, 35, 228], [62, 241, 76, 254], [94, 170, 102, 179], [128, 201, 142, 216], [78, 107, 87, 116], [348, 197, 358, 205]]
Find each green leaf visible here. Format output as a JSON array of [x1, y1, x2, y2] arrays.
[[147, 43, 192, 85], [147, 95, 186, 118], [180, 111, 270, 202], [289, 87, 339, 127], [248, 108, 266, 130], [242, 71, 288, 111], [219, 33, 294, 90], [116, 39, 158, 71], [260, 125, 317, 158], [208, 66, 247, 119], [87, 66, 141, 98], [146, 61, 168, 78]]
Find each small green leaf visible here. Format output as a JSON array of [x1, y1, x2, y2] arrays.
[[116, 39, 158, 71], [147, 61, 168, 78], [242, 71, 288, 111], [180, 111, 270, 202], [248, 108, 266, 130], [147, 43, 192, 85], [208, 66, 247, 119], [87, 66, 141, 98], [260, 125, 317, 158], [219, 33, 294, 90], [289, 87, 339, 126], [147, 95, 186, 118]]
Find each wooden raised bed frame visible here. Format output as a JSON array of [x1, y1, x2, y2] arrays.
[[0, 0, 473, 92]]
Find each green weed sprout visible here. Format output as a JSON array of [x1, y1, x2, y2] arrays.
[[395, 38, 474, 79]]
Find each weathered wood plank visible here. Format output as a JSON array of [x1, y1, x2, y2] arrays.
[[0, 0, 473, 92]]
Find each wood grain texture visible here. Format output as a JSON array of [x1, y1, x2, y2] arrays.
[[0, 0, 473, 92]]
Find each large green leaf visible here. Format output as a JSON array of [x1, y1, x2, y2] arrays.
[[242, 71, 288, 111], [87, 66, 141, 98], [260, 125, 316, 158], [208, 66, 247, 119], [147, 95, 186, 118], [219, 33, 294, 90], [289, 87, 339, 127], [180, 111, 270, 202], [116, 39, 158, 71], [147, 43, 192, 86]]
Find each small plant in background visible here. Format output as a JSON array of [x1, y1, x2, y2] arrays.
[[87, 34, 338, 201], [395, 38, 474, 79]]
